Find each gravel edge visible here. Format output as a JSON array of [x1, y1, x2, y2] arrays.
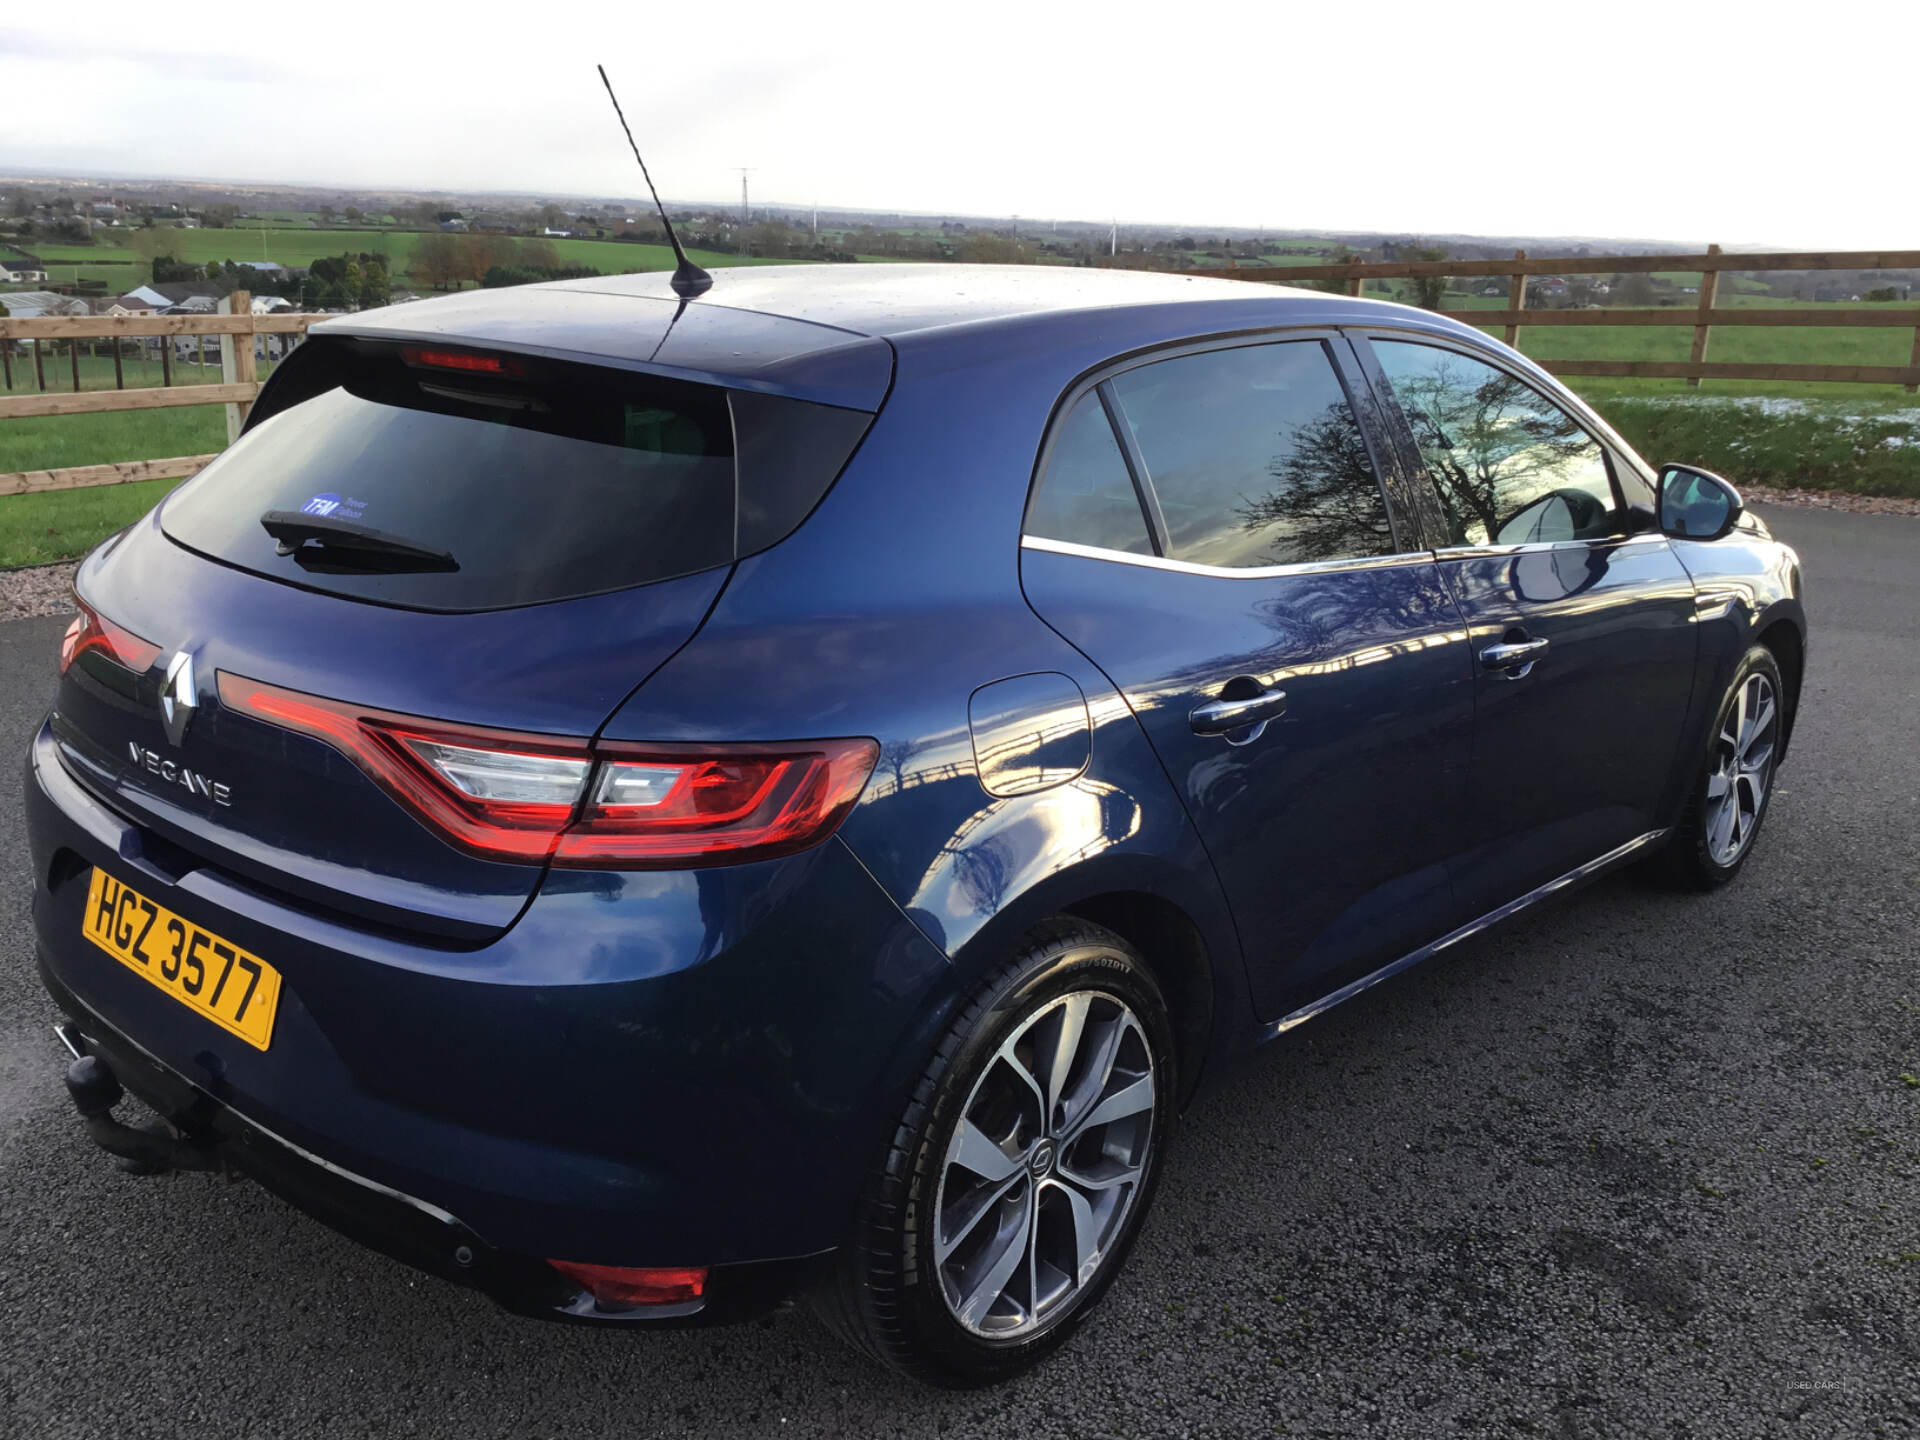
[[0, 560, 77, 623]]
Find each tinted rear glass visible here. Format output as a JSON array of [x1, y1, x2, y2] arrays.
[[164, 339, 813, 612]]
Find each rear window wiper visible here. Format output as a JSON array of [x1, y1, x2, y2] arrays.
[[259, 511, 459, 573]]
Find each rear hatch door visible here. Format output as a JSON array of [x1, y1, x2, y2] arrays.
[[54, 327, 883, 939]]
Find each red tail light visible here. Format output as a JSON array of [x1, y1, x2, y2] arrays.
[[552, 740, 880, 868], [60, 598, 161, 676], [546, 1260, 707, 1307], [219, 674, 878, 869]]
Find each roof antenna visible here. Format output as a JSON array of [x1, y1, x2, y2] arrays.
[[597, 63, 711, 299]]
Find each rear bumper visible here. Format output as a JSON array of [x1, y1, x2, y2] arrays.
[[25, 718, 955, 1304], [43, 990, 824, 1325]]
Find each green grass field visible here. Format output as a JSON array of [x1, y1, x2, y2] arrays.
[[13, 229, 802, 290], [0, 474, 182, 568]]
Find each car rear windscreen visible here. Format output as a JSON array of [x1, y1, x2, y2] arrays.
[[161, 337, 872, 612]]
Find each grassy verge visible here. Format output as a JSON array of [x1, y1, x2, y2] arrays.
[[0, 406, 229, 474], [1585, 395, 1920, 497], [0, 408, 218, 568], [0, 476, 181, 568]]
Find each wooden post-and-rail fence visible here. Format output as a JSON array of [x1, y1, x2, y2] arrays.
[[1189, 247, 1920, 392], [5, 248, 1920, 501], [0, 292, 330, 498]]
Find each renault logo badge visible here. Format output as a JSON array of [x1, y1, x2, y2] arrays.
[[160, 650, 197, 746]]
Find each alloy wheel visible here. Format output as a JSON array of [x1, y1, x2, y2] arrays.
[[932, 991, 1156, 1339], [1705, 672, 1778, 866]]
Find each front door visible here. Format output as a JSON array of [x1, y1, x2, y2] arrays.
[[1359, 335, 1699, 914], [1020, 334, 1476, 1022]]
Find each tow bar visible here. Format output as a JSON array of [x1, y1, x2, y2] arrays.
[[58, 1025, 216, 1175]]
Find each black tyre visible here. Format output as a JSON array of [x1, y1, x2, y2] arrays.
[[815, 917, 1176, 1386], [1654, 643, 1786, 890]]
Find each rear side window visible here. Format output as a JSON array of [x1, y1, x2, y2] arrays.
[[1106, 341, 1395, 569], [1025, 392, 1154, 556], [162, 338, 870, 612]]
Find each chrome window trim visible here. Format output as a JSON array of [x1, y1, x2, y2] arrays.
[[1020, 532, 1435, 580], [1022, 327, 1412, 564], [1431, 532, 1670, 562]]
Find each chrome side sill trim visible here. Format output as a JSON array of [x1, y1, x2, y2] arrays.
[[1020, 534, 1434, 581], [1257, 828, 1670, 1042]]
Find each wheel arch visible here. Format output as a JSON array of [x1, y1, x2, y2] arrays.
[[1752, 612, 1805, 763], [1057, 891, 1216, 1106], [941, 854, 1249, 1112]]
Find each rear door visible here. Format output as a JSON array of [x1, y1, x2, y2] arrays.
[[1354, 333, 1698, 913], [1020, 333, 1476, 1022]]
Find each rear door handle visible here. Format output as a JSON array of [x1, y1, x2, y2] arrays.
[[1190, 685, 1288, 737], [1480, 637, 1550, 674]]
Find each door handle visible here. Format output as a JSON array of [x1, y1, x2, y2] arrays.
[[1190, 685, 1288, 737], [1480, 637, 1549, 674]]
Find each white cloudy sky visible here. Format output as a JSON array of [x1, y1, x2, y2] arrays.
[[1, 0, 1908, 246]]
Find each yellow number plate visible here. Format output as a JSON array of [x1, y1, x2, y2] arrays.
[[81, 868, 282, 1051]]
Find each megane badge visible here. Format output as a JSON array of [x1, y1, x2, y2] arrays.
[[160, 650, 197, 746]]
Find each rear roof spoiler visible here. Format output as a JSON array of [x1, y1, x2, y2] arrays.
[[312, 288, 893, 412]]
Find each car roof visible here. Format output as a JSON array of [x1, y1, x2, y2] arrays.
[[544, 263, 1332, 339], [314, 263, 1496, 411]]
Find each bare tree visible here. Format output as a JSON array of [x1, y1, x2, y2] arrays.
[[409, 232, 463, 291]]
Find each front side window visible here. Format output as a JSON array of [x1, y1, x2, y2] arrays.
[[1372, 340, 1622, 548], [1105, 341, 1394, 569]]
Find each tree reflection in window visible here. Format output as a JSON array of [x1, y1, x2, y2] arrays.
[[1372, 343, 1618, 547], [1108, 341, 1395, 569], [1232, 400, 1395, 565]]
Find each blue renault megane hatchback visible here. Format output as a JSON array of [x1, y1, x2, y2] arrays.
[[27, 264, 1805, 1384]]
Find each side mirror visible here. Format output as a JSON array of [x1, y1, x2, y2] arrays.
[[1658, 464, 1744, 541]]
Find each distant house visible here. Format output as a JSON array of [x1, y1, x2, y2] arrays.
[[0, 257, 49, 283], [251, 295, 295, 314], [122, 284, 173, 309], [235, 260, 290, 278], [149, 281, 226, 307], [437, 219, 468, 232], [166, 295, 220, 314], [543, 227, 579, 238], [91, 294, 157, 316], [1, 291, 88, 324]]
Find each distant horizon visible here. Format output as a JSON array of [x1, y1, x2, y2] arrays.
[[0, 165, 1757, 257]]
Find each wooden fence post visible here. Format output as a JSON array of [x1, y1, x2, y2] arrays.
[[33, 339, 45, 390], [161, 335, 171, 388], [1688, 243, 1722, 388], [1906, 317, 1919, 395], [112, 336, 123, 390], [221, 291, 254, 444], [1347, 275, 1364, 297], [70, 337, 81, 393], [2, 338, 10, 391], [1505, 250, 1528, 348]]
